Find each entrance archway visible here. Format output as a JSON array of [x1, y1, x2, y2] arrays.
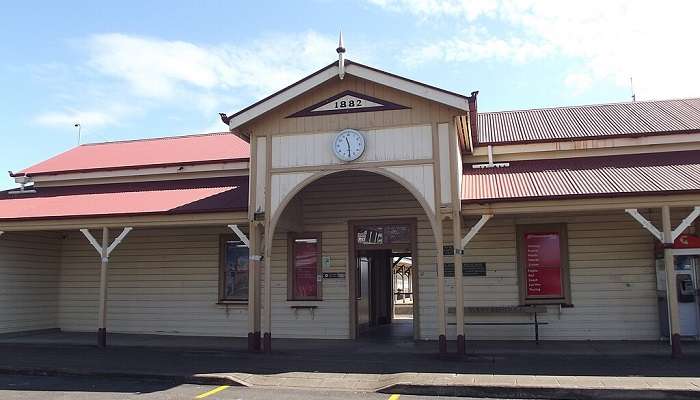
[[269, 170, 437, 340]]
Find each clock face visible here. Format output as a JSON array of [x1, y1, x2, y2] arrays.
[[332, 129, 366, 161]]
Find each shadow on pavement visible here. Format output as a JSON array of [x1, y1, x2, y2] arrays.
[[0, 374, 182, 394], [0, 330, 699, 379]]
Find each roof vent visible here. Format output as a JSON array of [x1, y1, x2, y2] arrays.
[[472, 145, 510, 169], [8, 174, 37, 195]]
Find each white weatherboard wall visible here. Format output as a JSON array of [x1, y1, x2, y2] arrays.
[[0, 232, 61, 334], [58, 227, 248, 336], [270, 171, 436, 339], [444, 212, 659, 340], [271, 125, 433, 169]]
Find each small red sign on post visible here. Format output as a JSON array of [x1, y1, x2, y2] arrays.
[[525, 233, 563, 298]]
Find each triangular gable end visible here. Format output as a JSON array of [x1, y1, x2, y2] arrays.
[[221, 60, 475, 139], [286, 90, 409, 118]]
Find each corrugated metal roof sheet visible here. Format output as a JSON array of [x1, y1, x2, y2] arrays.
[[0, 177, 248, 221], [477, 98, 700, 145], [462, 150, 700, 203], [17, 132, 250, 176]]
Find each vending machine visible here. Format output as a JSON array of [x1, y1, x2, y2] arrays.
[[657, 235, 700, 339]]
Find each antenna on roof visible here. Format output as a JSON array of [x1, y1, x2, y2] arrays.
[[74, 123, 82, 145], [630, 77, 636, 102], [337, 31, 346, 80]]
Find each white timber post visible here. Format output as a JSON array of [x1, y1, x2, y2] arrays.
[[458, 214, 492, 351], [435, 218, 447, 354], [80, 226, 132, 348], [662, 206, 683, 357], [97, 227, 110, 346], [452, 211, 465, 354], [247, 222, 262, 351], [262, 225, 273, 353]]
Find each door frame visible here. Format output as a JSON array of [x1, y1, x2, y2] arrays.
[[348, 218, 419, 339]]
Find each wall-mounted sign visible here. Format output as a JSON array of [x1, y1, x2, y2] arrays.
[[442, 245, 454, 256], [322, 272, 346, 279], [287, 90, 409, 118], [356, 223, 412, 247], [444, 262, 486, 277], [524, 233, 563, 298]]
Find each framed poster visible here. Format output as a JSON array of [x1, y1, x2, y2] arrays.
[[517, 224, 570, 304], [525, 233, 563, 298], [288, 234, 322, 300]]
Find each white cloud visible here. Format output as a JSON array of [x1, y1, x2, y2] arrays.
[[86, 31, 338, 100], [33, 30, 351, 134], [404, 26, 551, 66], [564, 72, 594, 95], [371, 0, 700, 99], [367, 0, 499, 20], [35, 110, 115, 127]]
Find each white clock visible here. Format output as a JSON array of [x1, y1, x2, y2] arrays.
[[332, 129, 365, 162]]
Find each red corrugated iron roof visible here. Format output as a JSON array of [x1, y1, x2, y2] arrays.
[[462, 150, 700, 203], [15, 132, 250, 177], [477, 98, 700, 145], [0, 177, 248, 221]]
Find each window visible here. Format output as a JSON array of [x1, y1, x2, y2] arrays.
[[288, 233, 322, 300], [219, 236, 249, 302], [517, 224, 571, 305]]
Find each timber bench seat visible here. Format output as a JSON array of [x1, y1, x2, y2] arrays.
[[448, 305, 548, 343]]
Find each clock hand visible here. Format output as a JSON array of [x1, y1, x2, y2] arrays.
[[346, 137, 351, 158]]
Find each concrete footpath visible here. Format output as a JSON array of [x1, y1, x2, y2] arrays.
[[0, 332, 699, 399]]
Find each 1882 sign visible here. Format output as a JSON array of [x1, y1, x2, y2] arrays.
[[287, 90, 409, 118]]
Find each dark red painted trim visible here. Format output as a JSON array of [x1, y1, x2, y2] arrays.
[[467, 91, 479, 151], [286, 90, 410, 118], [20, 157, 250, 178], [0, 207, 248, 223], [461, 188, 700, 205], [463, 149, 700, 171], [474, 128, 700, 147]]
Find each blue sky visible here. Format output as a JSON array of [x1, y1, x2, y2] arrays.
[[1, 0, 699, 189]]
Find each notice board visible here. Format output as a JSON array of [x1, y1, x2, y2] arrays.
[[524, 232, 563, 298]]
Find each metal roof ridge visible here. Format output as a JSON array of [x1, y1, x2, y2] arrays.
[[477, 97, 700, 115], [79, 131, 236, 147]]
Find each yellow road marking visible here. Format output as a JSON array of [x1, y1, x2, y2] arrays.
[[388, 395, 400, 400], [195, 385, 230, 399]]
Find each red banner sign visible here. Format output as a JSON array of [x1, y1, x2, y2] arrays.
[[525, 233, 563, 298], [293, 241, 318, 298]]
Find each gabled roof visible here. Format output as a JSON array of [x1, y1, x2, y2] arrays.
[[462, 150, 700, 203], [220, 60, 476, 137], [0, 177, 248, 221], [14, 132, 250, 177], [477, 98, 700, 146]]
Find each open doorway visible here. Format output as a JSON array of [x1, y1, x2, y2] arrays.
[[392, 254, 413, 322], [351, 220, 417, 340]]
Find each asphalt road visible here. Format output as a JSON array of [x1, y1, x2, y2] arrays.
[[0, 374, 529, 400]]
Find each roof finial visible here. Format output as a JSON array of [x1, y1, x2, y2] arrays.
[[337, 31, 346, 80]]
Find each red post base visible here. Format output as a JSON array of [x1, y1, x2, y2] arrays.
[[248, 332, 261, 352], [262, 332, 271, 353], [671, 333, 683, 358], [438, 334, 447, 356], [456, 334, 465, 355], [97, 328, 107, 348]]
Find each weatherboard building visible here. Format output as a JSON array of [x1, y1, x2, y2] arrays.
[[1, 50, 700, 356]]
